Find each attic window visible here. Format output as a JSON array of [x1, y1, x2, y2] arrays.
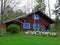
[[32, 14, 40, 20], [34, 14, 38, 19]]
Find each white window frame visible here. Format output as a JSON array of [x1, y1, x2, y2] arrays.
[[34, 14, 38, 19], [33, 23, 39, 30], [23, 23, 30, 29]]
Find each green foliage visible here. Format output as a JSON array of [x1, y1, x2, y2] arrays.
[[35, 0, 46, 12], [50, 24, 58, 32], [37, 0, 42, 3], [2, 29, 6, 33], [7, 24, 20, 33], [3, 6, 24, 22], [54, 3, 60, 30], [55, 17, 60, 30], [0, 32, 60, 45]]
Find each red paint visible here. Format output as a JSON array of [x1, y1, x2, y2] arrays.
[[5, 14, 50, 31], [20, 15, 50, 31], [2, 24, 6, 30]]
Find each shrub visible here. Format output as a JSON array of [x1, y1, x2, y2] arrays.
[[7, 24, 20, 33]]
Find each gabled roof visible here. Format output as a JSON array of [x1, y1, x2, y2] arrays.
[[35, 10, 54, 24], [4, 10, 54, 24]]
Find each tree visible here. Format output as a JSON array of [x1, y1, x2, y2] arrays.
[[54, 10, 60, 30], [0, 0, 4, 36], [48, 0, 51, 17], [54, 0, 60, 30], [0, 0, 21, 36], [35, 0, 46, 12], [15, 9, 24, 17]]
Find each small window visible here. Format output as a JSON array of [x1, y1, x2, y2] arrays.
[[34, 14, 38, 19], [32, 14, 40, 20], [36, 15, 38, 18], [33, 23, 39, 30], [23, 22, 30, 29]]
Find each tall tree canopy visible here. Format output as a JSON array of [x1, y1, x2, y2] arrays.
[[0, 0, 24, 36], [54, 10, 60, 30], [54, 0, 60, 30], [35, 0, 46, 12]]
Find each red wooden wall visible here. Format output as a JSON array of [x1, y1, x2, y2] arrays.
[[20, 15, 50, 31]]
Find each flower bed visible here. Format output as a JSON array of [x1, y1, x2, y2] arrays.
[[25, 30, 58, 37]]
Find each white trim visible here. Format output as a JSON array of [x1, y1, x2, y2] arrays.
[[34, 14, 38, 19]]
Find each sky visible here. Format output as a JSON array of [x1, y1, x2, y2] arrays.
[[0, 0, 56, 13], [14, 0, 56, 19], [0, 0, 56, 19], [50, 0, 56, 19], [13, 0, 37, 13], [13, 0, 56, 11], [45, 0, 56, 19]]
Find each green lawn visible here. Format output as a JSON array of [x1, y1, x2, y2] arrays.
[[0, 32, 60, 45]]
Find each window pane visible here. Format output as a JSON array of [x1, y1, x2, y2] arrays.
[[23, 23, 30, 29], [32, 14, 34, 19], [32, 14, 41, 20], [33, 23, 39, 30], [34, 15, 38, 19]]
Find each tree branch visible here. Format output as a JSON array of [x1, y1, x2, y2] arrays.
[[4, 2, 19, 21]]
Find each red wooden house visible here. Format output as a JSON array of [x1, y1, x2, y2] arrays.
[[3, 10, 54, 31]]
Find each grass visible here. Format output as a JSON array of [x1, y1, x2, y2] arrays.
[[0, 32, 60, 45]]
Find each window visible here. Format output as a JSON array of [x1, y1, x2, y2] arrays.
[[23, 22, 30, 29], [33, 23, 39, 30], [32, 14, 40, 20], [34, 15, 38, 19]]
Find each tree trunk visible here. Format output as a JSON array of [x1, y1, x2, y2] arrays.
[[0, 0, 3, 36]]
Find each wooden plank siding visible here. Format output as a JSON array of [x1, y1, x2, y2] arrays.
[[20, 15, 50, 31], [3, 10, 54, 31]]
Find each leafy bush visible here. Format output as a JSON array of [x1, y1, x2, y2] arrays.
[[7, 24, 20, 33], [50, 24, 58, 32]]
